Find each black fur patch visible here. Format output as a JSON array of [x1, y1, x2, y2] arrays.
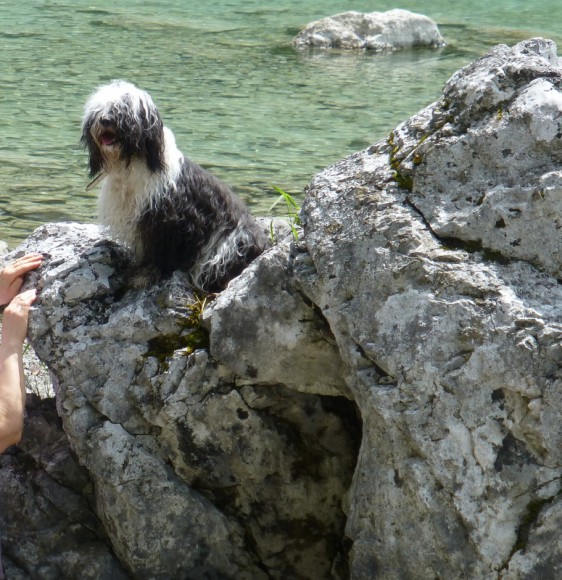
[[136, 159, 270, 291]]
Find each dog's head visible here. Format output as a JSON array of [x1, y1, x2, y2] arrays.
[[81, 80, 166, 177]]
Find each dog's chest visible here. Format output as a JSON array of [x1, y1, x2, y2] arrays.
[[98, 169, 158, 243]]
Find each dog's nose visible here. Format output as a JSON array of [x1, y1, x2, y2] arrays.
[[100, 117, 113, 127]]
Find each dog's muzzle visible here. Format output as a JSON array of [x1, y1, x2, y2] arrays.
[[94, 118, 117, 147], [99, 130, 116, 146]]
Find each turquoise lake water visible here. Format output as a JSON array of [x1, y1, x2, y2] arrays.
[[2, 0, 562, 247]]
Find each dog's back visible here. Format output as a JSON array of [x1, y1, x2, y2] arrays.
[[137, 158, 271, 292]]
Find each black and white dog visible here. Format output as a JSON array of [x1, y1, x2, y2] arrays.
[[81, 80, 271, 292]]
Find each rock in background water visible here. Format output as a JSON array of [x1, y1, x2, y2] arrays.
[[293, 9, 445, 51]]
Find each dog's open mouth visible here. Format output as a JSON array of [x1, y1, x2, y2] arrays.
[[99, 130, 116, 147]]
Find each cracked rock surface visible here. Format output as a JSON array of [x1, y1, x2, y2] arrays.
[[2, 38, 562, 578], [293, 37, 562, 578], [3, 224, 359, 579]]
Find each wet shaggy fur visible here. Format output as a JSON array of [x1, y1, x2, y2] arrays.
[[81, 80, 271, 292]]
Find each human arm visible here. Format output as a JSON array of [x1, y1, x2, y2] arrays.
[[0, 289, 37, 452], [0, 253, 44, 306]]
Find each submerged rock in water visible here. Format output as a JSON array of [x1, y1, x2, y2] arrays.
[[293, 9, 446, 51], [3, 37, 562, 578]]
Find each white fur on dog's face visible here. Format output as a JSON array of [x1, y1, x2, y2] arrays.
[[83, 80, 158, 138], [82, 80, 168, 175]]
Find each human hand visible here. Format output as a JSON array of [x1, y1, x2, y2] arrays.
[[1, 289, 38, 350], [0, 253, 43, 306]]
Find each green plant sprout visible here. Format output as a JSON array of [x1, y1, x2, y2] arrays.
[[269, 185, 301, 241]]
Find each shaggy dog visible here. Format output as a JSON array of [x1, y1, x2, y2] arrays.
[[81, 80, 271, 292]]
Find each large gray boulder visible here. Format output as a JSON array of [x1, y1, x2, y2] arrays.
[[3, 37, 562, 578], [293, 37, 562, 578], [293, 9, 445, 51], [4, 223, 358, 579]]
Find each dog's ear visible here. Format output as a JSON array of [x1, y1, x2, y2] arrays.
[[141, 105, 166, 173], [143, 120, 166, 173], [80, 118, 105, 177]]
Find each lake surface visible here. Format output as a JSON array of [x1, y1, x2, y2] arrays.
[[2, 0, 562, 247]]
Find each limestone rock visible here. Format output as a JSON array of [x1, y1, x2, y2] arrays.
[[4, 37, 562, 579], [293, 37, 562, 578], [293, 9, 445, 51], [201, 239, 350, 397], [0, 395, 129, 579], [404, 38, 562, 278], [4, 222, 359, 579]]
